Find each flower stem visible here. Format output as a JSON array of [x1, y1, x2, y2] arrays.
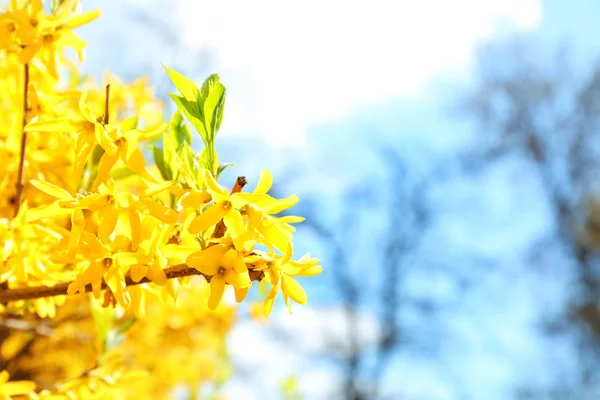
[[14, 63, 29, 216]]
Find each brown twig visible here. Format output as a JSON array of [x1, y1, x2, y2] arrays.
[[103, 84, 110, 125], [0, 262, 264, 303], [14, 63, 30, 216], [212, 176, 248, 239]]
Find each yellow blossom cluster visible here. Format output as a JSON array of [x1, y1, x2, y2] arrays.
[[0, 0, 321, 397]]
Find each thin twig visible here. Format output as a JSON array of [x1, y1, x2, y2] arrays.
[[103, 84, 110, 125], [0, 262, 265, 303], [14, 63, 29, 216]]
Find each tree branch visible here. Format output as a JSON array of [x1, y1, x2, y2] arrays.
[[0, 262, 265, 303]]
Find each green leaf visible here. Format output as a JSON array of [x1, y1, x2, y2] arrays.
[[169, 110, 192, 146], [163, 132, 181, 181], [200, 74, 226, 142], [162, 64, 200, 101], [199, 147, 218, 177], [111, 166, 136, 180], [216, 162, 233, 180], [169, 94, 206, 143], [150, 145, 172, 181], [177, 142, 201, 186]]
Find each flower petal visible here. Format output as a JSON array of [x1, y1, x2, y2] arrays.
[[223, 209, 245, 240], [201, 168, 228, 201], [282, 275, 307, 305], [188, 204, 227, 234], [254, 169, 272, 194], [208, 274, 226, 310], [186, 246, 225, 275], [29, 180, 73, 200]]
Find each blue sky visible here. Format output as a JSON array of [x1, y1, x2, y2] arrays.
[[75, 0, 600, 398]]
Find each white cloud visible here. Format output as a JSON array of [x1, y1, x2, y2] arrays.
[[225, 306, 382, 399], [174, 0, 541, 147]]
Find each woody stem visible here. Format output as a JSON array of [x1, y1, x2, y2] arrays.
[[103, 84, 110, 125], [0, 263, 265, 303]]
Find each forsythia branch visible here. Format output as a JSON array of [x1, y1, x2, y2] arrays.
[[0, 263, 265, 303]]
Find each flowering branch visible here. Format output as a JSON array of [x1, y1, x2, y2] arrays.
[[0, 262, 265, 303]]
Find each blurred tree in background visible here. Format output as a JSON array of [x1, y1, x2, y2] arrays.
[[465, 36, 600, 398]]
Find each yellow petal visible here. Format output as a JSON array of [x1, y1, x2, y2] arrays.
[[259, 224, 291, 253], [24, 117, 91, 133], [64, 9, 101, 29], [72, 132, 96, 189], [282, 275, 307, 305], [141, 179, 175, 197], [208, 274, 226, 310], [224, 269, 250, 289], [235, 286, 250, 303], [139, 122, 167, 141], [79, 90, 96, 122], [93, 149, 119, 190], [18, 41, 41, 63], [98, 206, 118, 243], [188, 204, 227, 234], [123, 145, 147, 175], [221, 249, 248, 274], [114, 252, 152, 267], [129, 264, 148, 283], [127, 285, 146, 319], [146, 262, 167, 286], [25, 204, 71, 222], [161, 244, 199, 261], [29, 180, 73, 200], [223, 209, 245, 240], [265, 195, 300, 215], [254, 169, 272, 194], [1, 380, 36, 396], [201, 168, 228, 201], [129, 211, 141, 251], [105, 269, 131, 308], [186, 246, 225, 275], [263, 284, 279, 317], [140, 199, 178, 224], [179, 190, 211, 209]]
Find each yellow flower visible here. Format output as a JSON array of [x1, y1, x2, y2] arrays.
[[188, 169, 277, 246], [187, 243, 251, 309], [6, 0, 100, 77], [67, 232, 131, 307], [261, 243, 322, 316], [25, 91, 105, 192], [93, 122, 166, 190]]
